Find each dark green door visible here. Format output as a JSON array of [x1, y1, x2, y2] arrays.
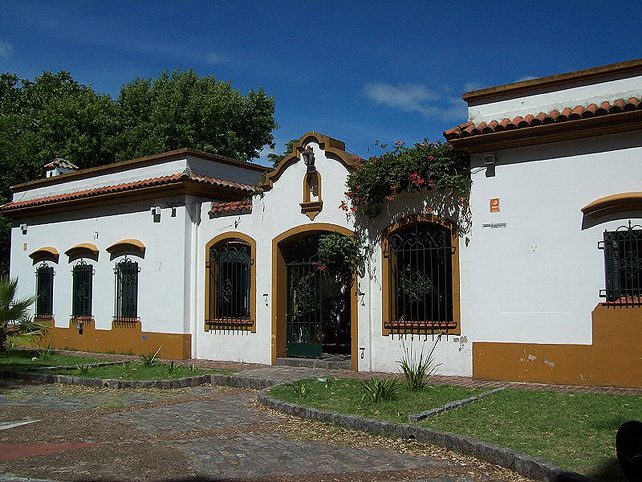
[[286, 259, 323, 358]]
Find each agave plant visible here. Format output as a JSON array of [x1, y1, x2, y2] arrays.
[[0, 276, 42, 352]]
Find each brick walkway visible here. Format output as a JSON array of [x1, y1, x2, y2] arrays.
[[53, 348, 642, 395], [0, 382, 528, 481]]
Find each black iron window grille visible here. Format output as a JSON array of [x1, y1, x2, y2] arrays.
[[114, 257, 139, 320], [386, 223, 455, 335], [35, 263, 54, 317], [599, 221, 642, 305], [207, 240, 252, 329], [72, 260, 93, 318]]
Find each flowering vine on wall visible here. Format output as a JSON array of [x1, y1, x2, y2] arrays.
[[341, 140, 470, 218]]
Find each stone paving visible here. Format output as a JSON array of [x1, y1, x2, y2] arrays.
[[50, 348, 642, 395], [0, 380, 530, 482]]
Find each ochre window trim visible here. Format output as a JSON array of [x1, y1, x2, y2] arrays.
[[65, 243, 99, 262], [381, 214, 461, 336], [300, 171, 323, 220], [204, 232, 257, 333], [30, 246, 59, 264], [582, 192, 642, 219], [107, 239, 146, 259]]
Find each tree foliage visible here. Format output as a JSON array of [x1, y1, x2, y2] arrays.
[[113, 70, 277, 161], [267, 138, 298, 165], [0, 69, 278, 275]]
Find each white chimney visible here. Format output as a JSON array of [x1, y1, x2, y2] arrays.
[[44, 158, 79, 177]]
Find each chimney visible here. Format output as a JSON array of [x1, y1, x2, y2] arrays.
[[44, 158, 79, 178]]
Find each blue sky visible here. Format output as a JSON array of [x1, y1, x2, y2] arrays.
[[1, 0, 641, 164]]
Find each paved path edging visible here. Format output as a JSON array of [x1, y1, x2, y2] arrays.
[[257, 390, 588, 482], [408, 387, 505, 421], [0, 370, 211, 389]]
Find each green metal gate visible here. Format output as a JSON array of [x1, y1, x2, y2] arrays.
[[286, 258, 324, 358]]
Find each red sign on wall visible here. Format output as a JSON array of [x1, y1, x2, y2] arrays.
[[490, 198, 500, 213]]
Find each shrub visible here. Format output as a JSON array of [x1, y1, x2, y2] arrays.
[[140, 346, 162, 367], [398, 337, 441, 391], [360, 377, 400, 402]]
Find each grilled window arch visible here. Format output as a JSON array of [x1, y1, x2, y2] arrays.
[[72, 260, 93, 318], [206, 236, 255, 330], [600, 221, 642, 304], [114, 257, 139, 320], [35, 264, 54, 317], [383, 220, 459, 335]]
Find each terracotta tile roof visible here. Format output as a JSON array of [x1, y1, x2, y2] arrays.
[[208, 199, 252, 217], [0, 170, 255, 212], [444, 97, 642, 140]]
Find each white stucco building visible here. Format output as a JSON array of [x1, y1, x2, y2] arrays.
[[3, 59, 641, 387]]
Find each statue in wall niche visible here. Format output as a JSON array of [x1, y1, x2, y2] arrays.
[[301, 145, 316, 173]]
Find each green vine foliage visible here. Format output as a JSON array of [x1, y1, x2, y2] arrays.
[[343, 140, 470, 218], [317, 233, 365, 287]]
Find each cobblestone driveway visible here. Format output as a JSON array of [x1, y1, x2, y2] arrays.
[[0, 380, 528, 481]]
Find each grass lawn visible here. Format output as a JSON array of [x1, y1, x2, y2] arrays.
[[49, 362, 223, 380], [268, 377, 484, 423], [422, 388, 641, 478], [0, 349, 102, 371]]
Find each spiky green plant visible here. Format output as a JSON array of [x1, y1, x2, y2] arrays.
[[398, 336, 441, 391], [0, 276, 40, 352], [139, 346, 162, 367], [360, 377, 400, 402]]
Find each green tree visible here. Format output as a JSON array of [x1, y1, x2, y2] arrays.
[[0, 71, 118, 275], [267, 138, 298, 165], [113, 70, 277, 162]]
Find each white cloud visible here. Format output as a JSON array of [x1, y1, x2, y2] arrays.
[[463, 82, 483, 92], [364, 82, 467, 122], [0, 40, 14, 58], [516, 75, 537, 82], [205, 52, 222, 65]]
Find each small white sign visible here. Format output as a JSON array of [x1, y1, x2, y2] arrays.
[[482, 222, 507, 229]]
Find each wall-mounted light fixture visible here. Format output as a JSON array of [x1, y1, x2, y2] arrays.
[[483, 154, 497, 177], [20, 223, 28, 235]]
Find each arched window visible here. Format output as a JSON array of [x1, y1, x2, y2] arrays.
[[382, 220, 459, 335], [35, 263, 54, 318], [206, 236, 255, 330], [114, 257, 139, 320], [72, 260, 93, 318]]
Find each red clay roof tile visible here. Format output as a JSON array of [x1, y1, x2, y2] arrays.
[[444, 97, 642, 141], [208, 199, 252, 217], [0, 172, 255, 212]]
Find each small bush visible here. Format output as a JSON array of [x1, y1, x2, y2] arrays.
[[139, 346, 162, 367], [398, 337, 441, 391], [360, 377, 400, 402], [75, 364, 93, 375], [291, 381, 309, 398]]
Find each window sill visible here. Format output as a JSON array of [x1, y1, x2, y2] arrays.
[[205, 318, 254, 331], [383, 320, 458, 335], [71, 316, 94, 322], [113, 317, 140, 327], [600, 296, 642, 307]]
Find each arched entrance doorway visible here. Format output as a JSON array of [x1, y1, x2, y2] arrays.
[[272, 224, 358, 370]]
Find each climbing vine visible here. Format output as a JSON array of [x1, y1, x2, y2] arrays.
[[316, 233, 365, 287], [342, 140, 470, 217]]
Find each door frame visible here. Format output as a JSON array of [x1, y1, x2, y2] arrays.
[[271, 223, 358, 370]]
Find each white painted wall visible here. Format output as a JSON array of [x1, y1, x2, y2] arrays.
[[10, 199, 191, 335], [469, 74, 642, 124], [461, 131, 642, 346], [194, 141, 473, 375]]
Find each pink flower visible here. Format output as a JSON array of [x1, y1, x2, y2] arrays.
[[317, 264, 327, 271], [394, 140, 404, 147], [409, 172, 425, 186], [339, 201, 349, 211], [350, 206, 358, 213]]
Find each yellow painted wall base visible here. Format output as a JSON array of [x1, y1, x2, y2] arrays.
[[39, 319, 191, 359], [473, 304, 642, 388]]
